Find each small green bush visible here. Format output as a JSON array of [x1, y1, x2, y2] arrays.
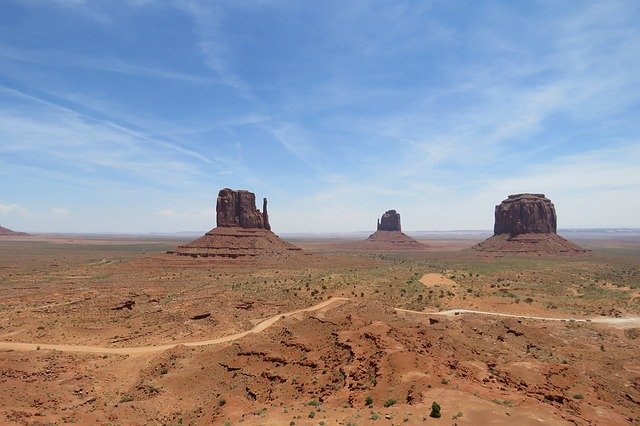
[[365, 396, 373, 406], [383, 398, 397, 408], [430, 401, 441, 418]]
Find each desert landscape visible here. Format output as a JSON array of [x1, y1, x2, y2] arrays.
[[1, 191, 639, 425], [2, 2, 639, 425]]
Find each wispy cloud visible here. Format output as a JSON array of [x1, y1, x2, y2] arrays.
[[176, 0, 256, 100], [50, 207, 70, 216], [0, 203, 27, 216], [0, 44, 219, 84]]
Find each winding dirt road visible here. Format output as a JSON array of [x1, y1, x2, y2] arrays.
[[1, 297, 638, 355], [0, 297, 350, 356]]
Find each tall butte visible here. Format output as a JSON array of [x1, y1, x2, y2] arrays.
[[169, 188, 300, 258], [360, 210, 427, 249], [473, 193, 586, 253]]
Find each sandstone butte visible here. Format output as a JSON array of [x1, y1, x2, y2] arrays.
[[169, 188, 300, 258], [360, 209, 427, 250], [0, 225, 30, 237], [473, 193, 587, 253]]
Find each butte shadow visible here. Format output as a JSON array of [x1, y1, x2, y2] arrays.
[[168, 188, 301, 258], [472, 193, 587, 254], [355, 210, 428, 250]]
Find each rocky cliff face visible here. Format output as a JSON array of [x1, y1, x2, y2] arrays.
[[170, 188, 299, 258], [493, 194, 557, 235], [216, 188, 270, 229], [377, 210, 401, 232]]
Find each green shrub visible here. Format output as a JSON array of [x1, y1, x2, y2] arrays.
[[383, 398, 397, 408], [365, 396, 373, 406], [430, 401, 441, 418]]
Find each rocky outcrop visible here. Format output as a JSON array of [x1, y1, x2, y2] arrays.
[[494, 194, 556, 235], [216, 188, 270, 229], [0, 225, 30, 237], [473, 194, 586, 254], [377, 210, 401, 232], [352, 210, 427, 250], [170, 188, 299, 258]]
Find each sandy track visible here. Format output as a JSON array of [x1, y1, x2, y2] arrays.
[[2, 298, 638, 355], [396, 307, 640, 327], [0, 297, 350, 355]]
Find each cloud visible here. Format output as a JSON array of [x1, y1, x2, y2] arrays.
[[50, 207, 70, 216], [176, 0, 256, 100], [0, 203, 26, 216], [157, 209, 176, 217]]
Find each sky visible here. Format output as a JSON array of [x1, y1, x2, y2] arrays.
[[0, 0, 639, 234]]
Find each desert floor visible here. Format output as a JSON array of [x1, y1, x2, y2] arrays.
[[0, 234, 639, 425]]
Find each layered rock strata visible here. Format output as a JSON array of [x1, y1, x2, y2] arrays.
[[473, 193, 586, 253], [170, 189, 300, 258]]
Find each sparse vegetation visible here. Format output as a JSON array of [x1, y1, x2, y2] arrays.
[[383, 398, 397, 408], [492, 399, 512, 407], [119, 395, 134, 403], [430, 401, 441, 418]]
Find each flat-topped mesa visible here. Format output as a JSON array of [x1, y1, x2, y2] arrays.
[[473, 193, 586, 254], [377, 210, 401, 232], [494, 193, 557, 235], [216, 188, 270, 229]]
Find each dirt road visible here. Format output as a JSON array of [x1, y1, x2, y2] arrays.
[[1, 297, 638, 355], [0, 297, 350, 355], [396, 307, 640, 327]]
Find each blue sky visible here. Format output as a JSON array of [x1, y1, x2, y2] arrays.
[[1, 0, 639, 233]]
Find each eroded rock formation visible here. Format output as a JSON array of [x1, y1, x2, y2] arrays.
[[473, 193, 586, 253], [216, 188, 270, 229], [356, 210, 426, 250], [169, 188, 299, 258], [377, 210, 401, 232], [494, 194, 556, 235]]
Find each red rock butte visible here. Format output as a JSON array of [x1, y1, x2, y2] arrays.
[[360, 210, 427, 250], [0, 225, 30, 237], [169, 188, 300, 258], [473, 193, 586, 253]]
